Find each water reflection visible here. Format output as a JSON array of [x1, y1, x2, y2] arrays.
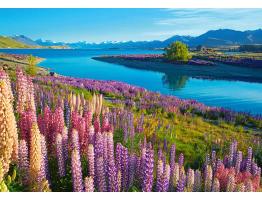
[[162, 74, 189, 90]]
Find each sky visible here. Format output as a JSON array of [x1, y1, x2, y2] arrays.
[[0, 8, 262, 43]]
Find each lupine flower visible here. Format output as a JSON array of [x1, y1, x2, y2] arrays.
[[186, 168, 194, 192], [226, 174, 235, 192], [156, 159, 164, 191], [142, 146, 154, 192], [159, 164, 170, 192], [18, 140, 29, 184], [173, 163, 180, 189], [176, 172, 185, 192], [0, 81, 18, 178], [88, 144, 95, 177], [204, 165, 212, 192], [71, 148, 83, 192], [193, 170, 202, 192], [71, 129, 80, 152], [62, 127, 69, 161], [121, 146, 129, 191], [106, 132, 116, 191], [128, 154, 136, 189], [169, 144, 176, 189], [235, 151, 242, 174], [245, 180, 253, 192], [29, 123, 42, 185], [212, 178, 220, 192], [246, 147, 252, 173], [56, 133, 65, 177], [88, 125, 95, 145], [96, 156, 106, 192], [85, 176, 94, 192], [178, 153, 184, 168], [40, 134, 48, 181], [235, 183, 245, 192]]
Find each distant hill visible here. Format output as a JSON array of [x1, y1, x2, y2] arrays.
[[1, 29, 262, 49], [0, 36, 32, 48], [12, 35, 39, 46]]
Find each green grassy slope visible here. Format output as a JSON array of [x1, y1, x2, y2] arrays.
[[0, 36, 32, 48]]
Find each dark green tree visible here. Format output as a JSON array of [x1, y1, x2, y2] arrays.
[[164, 41, 192, 62]]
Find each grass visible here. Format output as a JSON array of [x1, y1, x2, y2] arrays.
[[0, 36, 33, 48]]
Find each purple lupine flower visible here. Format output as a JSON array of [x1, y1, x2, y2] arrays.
[[40, 134, 48, 181], [212, 178, 220, 192], [85, 176, 94, 192], [193, 170, 202, 192], [176, 172, 185, 192], [186, 168, 194, 192], [62, 126, 69, 161], [107, 132, 117, 192], [251, 161, 258, 176], [128, 112, 135, 140], [139, 146, 147, 185], [94, 132, 104, 158], [156, 159, 164, 192], [88, 125, 95, 145], [178, 153, 184, 168], [18, 139, 29, 184], [142, 147, 154, 192], [103, 133, 108, 178], [71, 148, 84, 192], [246, 147, 252, 173], [121, 146, 129, 191], [64, 98, 71, 129], [116, 143, 122, 172], [87, 144, 95, 177], [96, 156, 106, 192], [235, 151, 242, 174], [56, 133, 65, 177], [128, 154, 136, 189], [169, 144, 176, 190], [72, 129, 80, 152], [159, 164, 170, 192]]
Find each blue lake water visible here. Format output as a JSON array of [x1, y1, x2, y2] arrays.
[[1, 48, 262, 115]]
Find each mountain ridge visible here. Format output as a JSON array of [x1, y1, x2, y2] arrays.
[[1, 29, 262, 49]]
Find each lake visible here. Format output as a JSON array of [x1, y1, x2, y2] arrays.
[[1, 48, 262, 115]]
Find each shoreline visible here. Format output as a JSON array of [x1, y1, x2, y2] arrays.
[[92, 55, 262, 83]]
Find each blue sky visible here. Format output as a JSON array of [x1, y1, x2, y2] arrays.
[[1, 8, 262, 43]]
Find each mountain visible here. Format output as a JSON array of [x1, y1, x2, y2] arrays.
[[1, 29, 262, 49], [187, 29, 262, 47], [0, 36, 33, 48], [12, 35, 39, 46], [63, 29, 262, 49]]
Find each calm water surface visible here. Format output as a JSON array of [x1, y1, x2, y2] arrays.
[[1, 49, 262, 114]]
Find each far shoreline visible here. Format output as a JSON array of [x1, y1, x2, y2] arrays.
[[92, 55, 262, 84]]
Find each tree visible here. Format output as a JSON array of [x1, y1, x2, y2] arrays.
[[164, 41, 192, 62], [26, 55, 37, 76]]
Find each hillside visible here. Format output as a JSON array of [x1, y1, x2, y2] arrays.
[[0, 36, 32, 48]]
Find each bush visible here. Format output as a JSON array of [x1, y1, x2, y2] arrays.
[[164, 41, 192, 62], [26, 55, 37, 76]]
